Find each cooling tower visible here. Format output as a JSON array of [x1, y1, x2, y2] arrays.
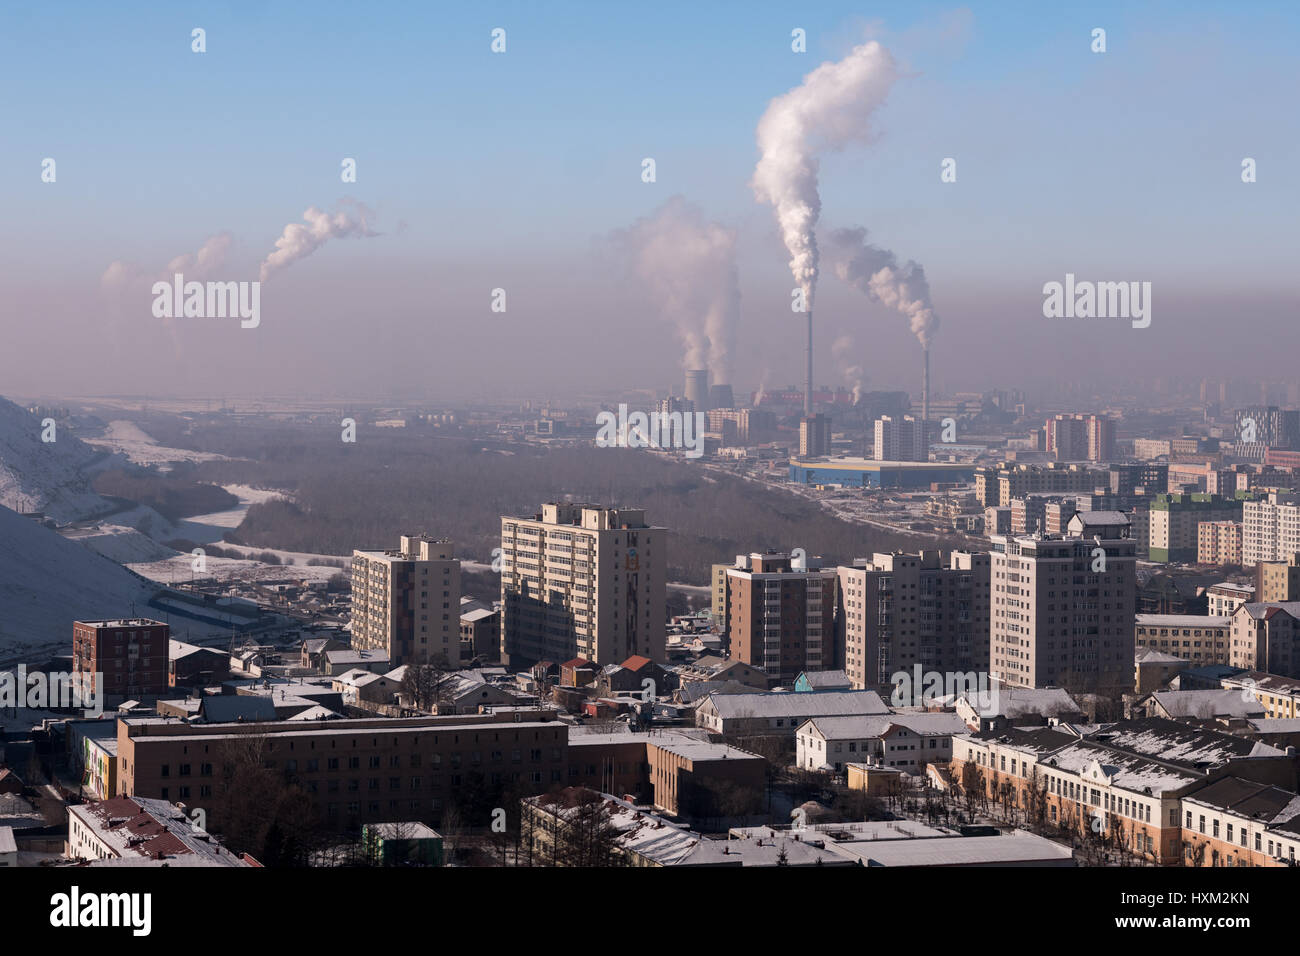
[[685, 369, 709, 412], [708, 384, 734, 410]]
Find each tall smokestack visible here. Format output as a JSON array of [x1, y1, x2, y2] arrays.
[[922, 345, 930, 421], [805, 311, 813, 417]]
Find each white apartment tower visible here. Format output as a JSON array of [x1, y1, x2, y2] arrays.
[[989, 513, 1136, 692], [1243, 492, 1300, 567], [500, 503, 665, 667], [351, 535, 461, 667]]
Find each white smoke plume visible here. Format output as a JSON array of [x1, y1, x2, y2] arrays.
[[260, 200, 378, 282], [831, 335, 865, 404], [102, 232, 233, 293], [826, 226, 939, 348], [751, 41, 898, 310], [607, 196, 741, 383]]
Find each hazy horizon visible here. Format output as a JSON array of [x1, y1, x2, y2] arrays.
[[4, 1, 1297, 401]]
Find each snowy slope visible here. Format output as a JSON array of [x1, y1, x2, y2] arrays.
[[0, 503, 163, 662], [0, 396, 122, 522]]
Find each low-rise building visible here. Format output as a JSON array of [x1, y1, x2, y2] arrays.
[[1134, 614, 1231, 666], [795, 712, 968, 773]]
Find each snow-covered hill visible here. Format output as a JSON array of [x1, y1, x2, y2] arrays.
[[0, 396, 122, 523], [0, 503, 168, 662]]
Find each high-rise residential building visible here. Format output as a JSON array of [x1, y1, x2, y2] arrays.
[[1197, 521, 1243, 566], [705, 408, 776, 444], [1109, 462, 1168, 496], [1045, 414, 1115, 461], [710, 563, 731, 633], [72, 619, 170, 700], [837, 551, 990, 692], [989, 513, 1136, 692], [873, 415, 932, 462], [1235, 406, 1300, 450], [799, 413, 831, 457], [1243, 492, 1300, 568], [1256, 552, 1300, 602], [1009, 495, 1077, 535], [500, 503, 665, 667], [723, 551, 836, 684], [352, 535, 461, 666], [1148, 493, 1246, 563]]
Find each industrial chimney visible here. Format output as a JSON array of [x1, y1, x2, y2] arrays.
[[685, 369, 710, 413], [804, 311, 813, 417], [921, 345, 930, 422]]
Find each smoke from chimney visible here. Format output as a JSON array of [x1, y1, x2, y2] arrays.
[[752, 40, 898, 418], [259, 201, 378, 282], [606, 197, 740, 385]]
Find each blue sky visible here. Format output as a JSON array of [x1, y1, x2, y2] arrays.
[[3, 1, 1297, 399]]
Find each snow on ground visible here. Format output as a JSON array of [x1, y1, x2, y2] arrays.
[[84, 419, 233, 466], [130, 552, 345, 586], [0, 396, 122, 522], [81, 419, 232, 466], [0, 504, 184, 663], [59, 523, 179, 564], [169, 484, 289, 544]]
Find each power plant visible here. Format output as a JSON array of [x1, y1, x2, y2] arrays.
[[684, 369, 710, 412], [708, 383, 734, 411]]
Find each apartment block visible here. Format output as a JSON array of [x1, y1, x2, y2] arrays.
[[873, 415, 932, 462], [1109, 462, 1167, 496], [1243, 492, 1300, 567], [975, 463, 1107, 508], [1230, 601, 1300, 678], [1256, 552, 1300, 602], [1046, 414, 1115, 461], [989, 514, 1136, 692], [837, 551, 991, 692], [1197, 520, 1243, 566], [115, 711, 568, 833], [1009, 495, 1076, 535], [500, 503, 665, 667], [72, 619, 170, 701], [799, 413, 831, 457], [724, 551, 837, 684], [352, 535, 461, 667], [1148, 493, 1244, 564], [1134, 614, 1231, 665]]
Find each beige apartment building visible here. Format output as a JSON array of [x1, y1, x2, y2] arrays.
[[1197, 520, 1243, 566], [352, 535, 461, 666], [500, 503, 665, 667], [1134, 614, 1231, 665], [989, 513, 1136, 692], [837, 551, 990, 692], [1243, 492, 1300, 567], [1230, 602, 1300, 678], [724, 551, 837, 684], [1257, 552, 1300, 602]]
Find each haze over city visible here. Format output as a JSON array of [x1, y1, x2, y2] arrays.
[[4, 1, 1296, 402]]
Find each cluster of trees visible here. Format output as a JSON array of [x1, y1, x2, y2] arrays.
[[174, 422, 934, 585], [94, 468, 238, 522]]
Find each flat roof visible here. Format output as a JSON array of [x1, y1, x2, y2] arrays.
[[789, 458, 974, 471], [830, 831, 1074, 867]]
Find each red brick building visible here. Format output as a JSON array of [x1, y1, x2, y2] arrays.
[[72, 619, 170, 700]]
